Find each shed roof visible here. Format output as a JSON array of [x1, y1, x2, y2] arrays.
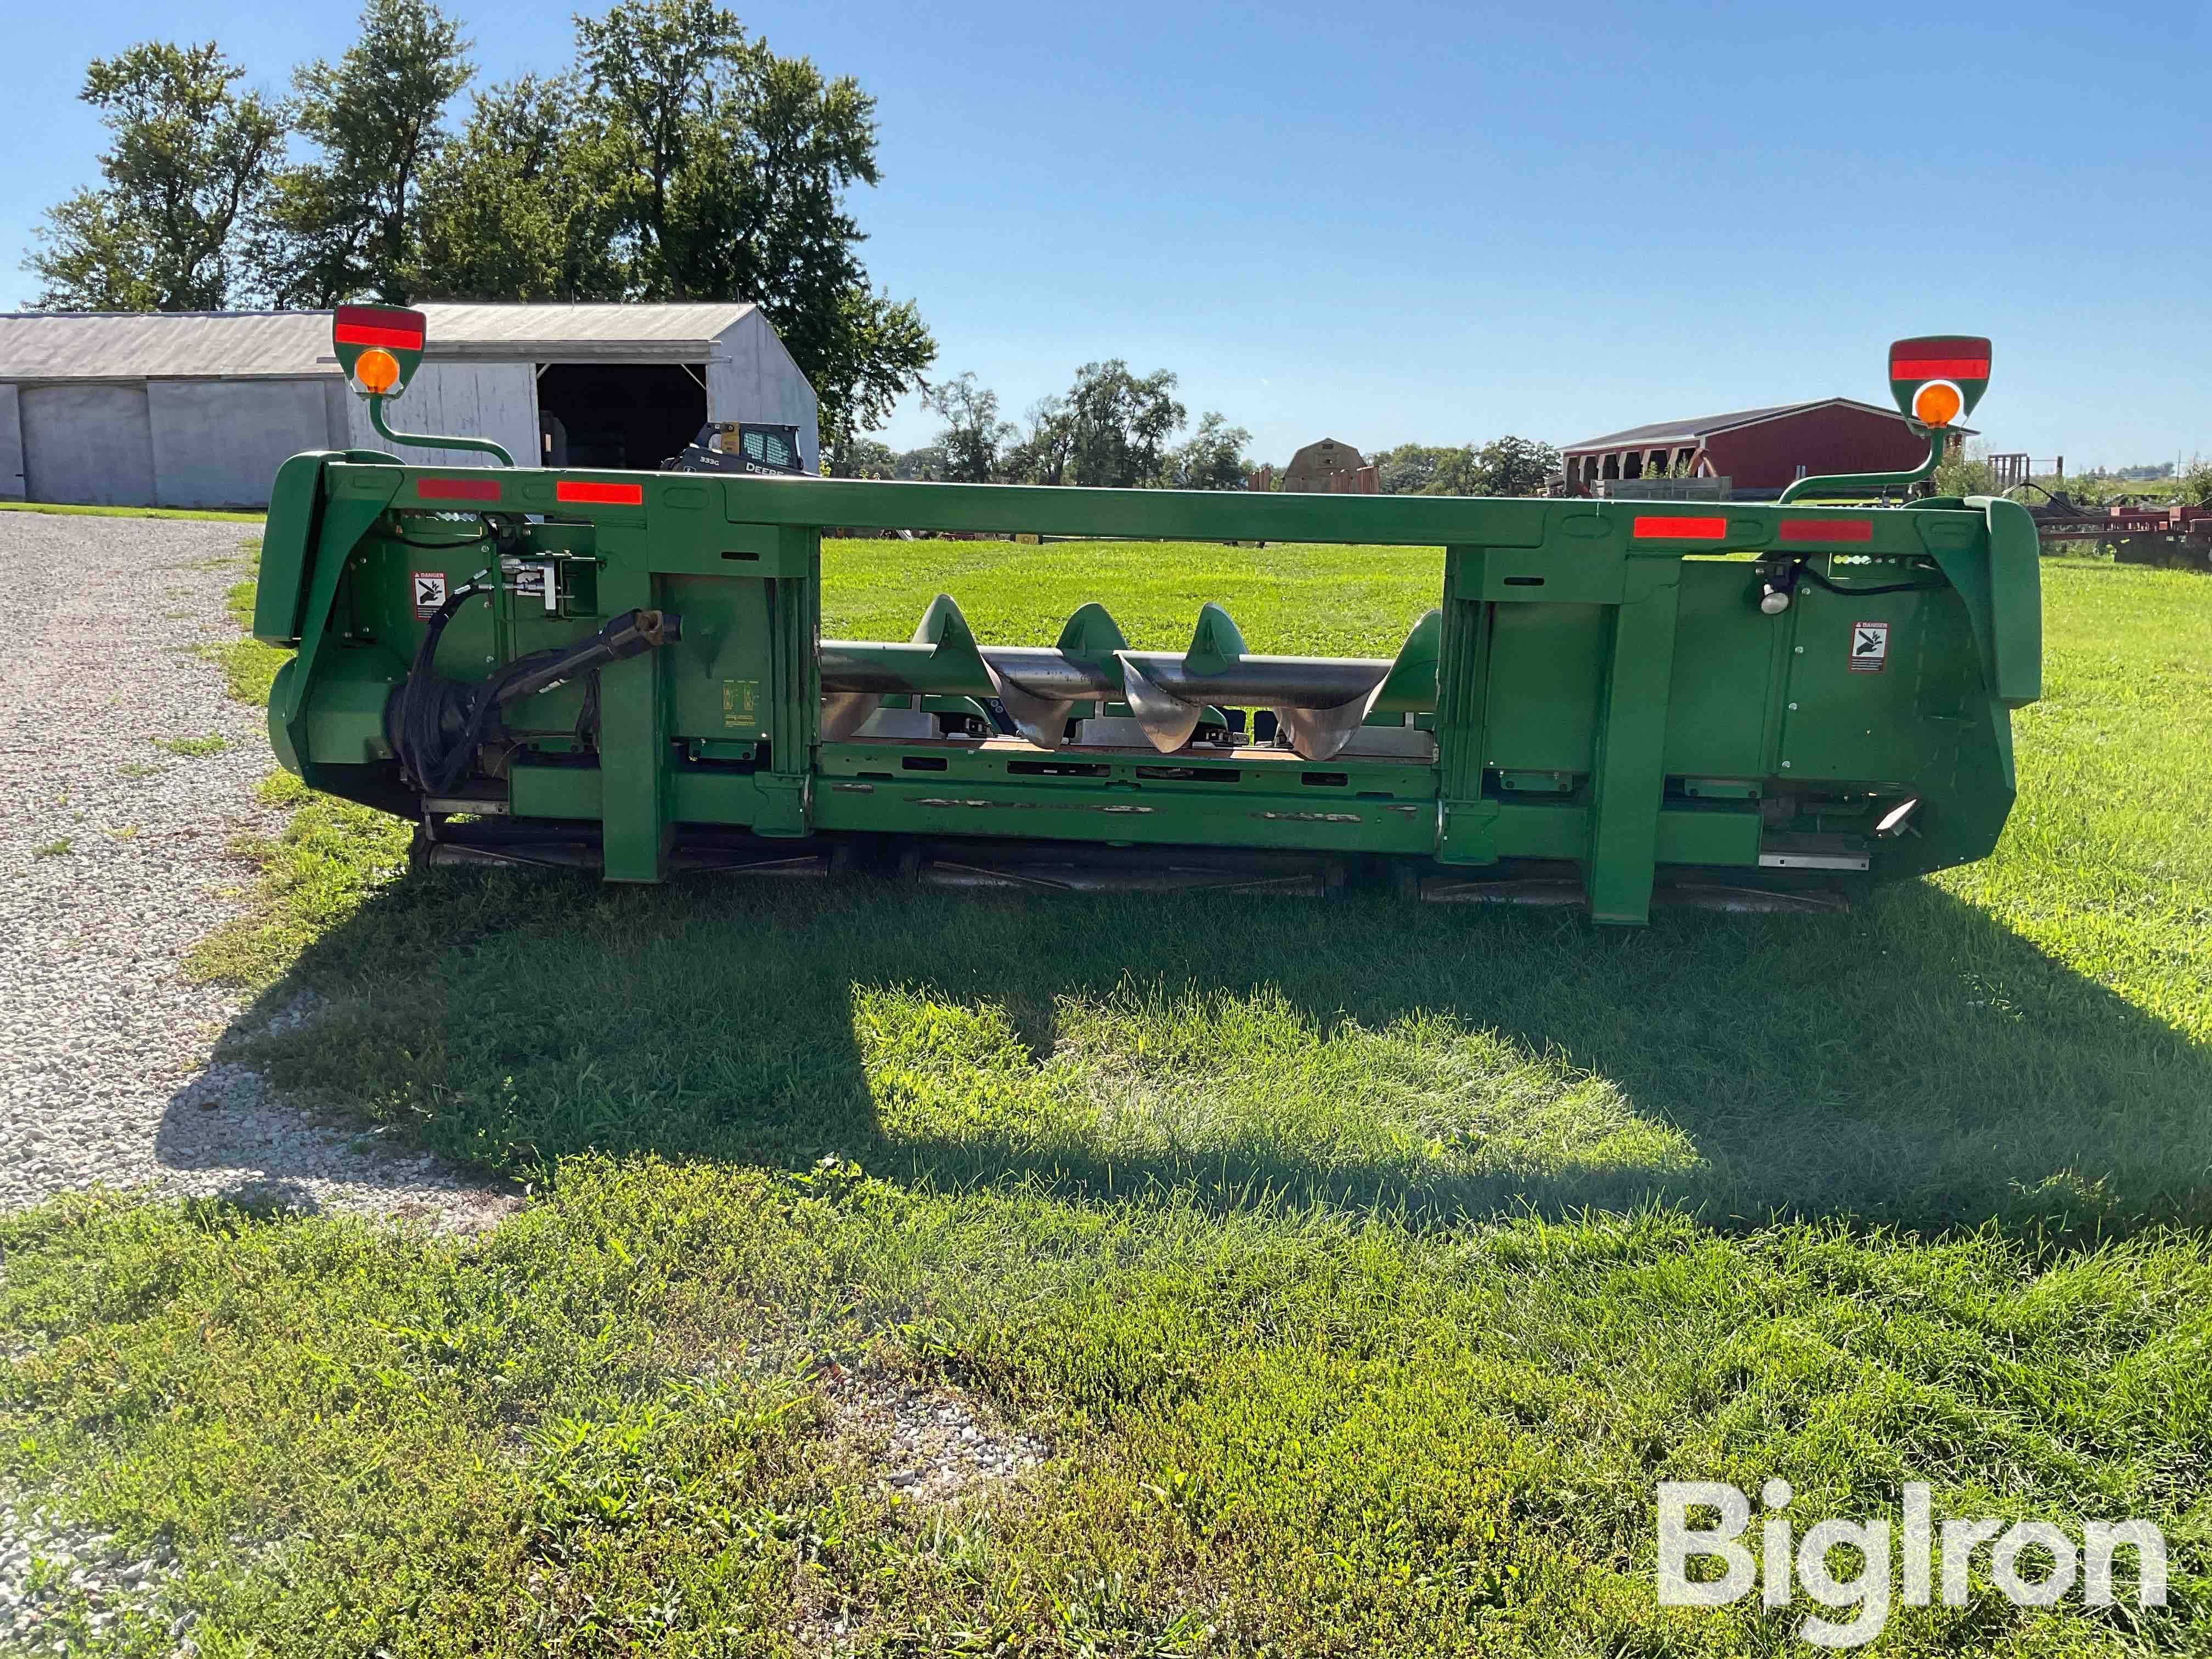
[[1562, 397, 1964, 452], [0, 311, 331, 380], [415, 301, 758, 360], [0, 302, 763, 381]]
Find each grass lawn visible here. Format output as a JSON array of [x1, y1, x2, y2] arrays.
[[0, 499, 266, 523], [4, 541, 2209, 1655]]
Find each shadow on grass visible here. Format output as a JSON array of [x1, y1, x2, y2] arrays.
[[199, 865, 2212, 1243]]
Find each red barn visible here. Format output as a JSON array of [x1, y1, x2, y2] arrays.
[[1561, 398, 1967, 495]]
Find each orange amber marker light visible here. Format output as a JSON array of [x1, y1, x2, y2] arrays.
[[354, 347, 402, 395], [1910, 379, 1963, 427]]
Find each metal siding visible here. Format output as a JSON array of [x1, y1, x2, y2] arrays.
[[345, 358, 537, 469], [149, 378, 332, 509], [1704, 405, 1932, 490], [324, 376, 352, 448], [20, 381, 155, 505], [0, 383, 21, 499], [709, 309, 819, 472]]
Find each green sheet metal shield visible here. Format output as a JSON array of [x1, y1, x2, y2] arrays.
[[333, 304, 426, 398], [1888, 335, 1990, 428]]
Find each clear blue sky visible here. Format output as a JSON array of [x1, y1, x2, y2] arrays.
[[4, 0, 2206, 467]]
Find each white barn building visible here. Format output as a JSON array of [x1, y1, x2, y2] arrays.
[[0, 302, 817, 509]]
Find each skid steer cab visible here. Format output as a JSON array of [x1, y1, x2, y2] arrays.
[[661, 421, 806, 477], [257, 312, 2036, 926]]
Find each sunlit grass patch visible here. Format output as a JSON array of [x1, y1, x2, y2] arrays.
[[8, 536, 2204, 1654]]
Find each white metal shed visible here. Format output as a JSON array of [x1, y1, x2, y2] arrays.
[[0, 302, 818, 509]]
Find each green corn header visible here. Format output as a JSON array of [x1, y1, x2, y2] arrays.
[[256, 312, 2039, 925]]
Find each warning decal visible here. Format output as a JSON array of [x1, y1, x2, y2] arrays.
[[413, 571, 448, 618], [1849, 619, 1890, 673]]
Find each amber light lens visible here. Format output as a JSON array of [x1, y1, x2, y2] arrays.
[[1911, 379, 1963, 427], [354, 347, 402, 394]]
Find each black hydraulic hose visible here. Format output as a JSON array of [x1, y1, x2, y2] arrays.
[[392, 582, 490, 794], [395, 606, 682, 798], [1788, 558, 1948, 599], [487, 608, 681, 707]]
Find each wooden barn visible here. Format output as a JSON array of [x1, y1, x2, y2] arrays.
[[1561, 398, 1966, 496]]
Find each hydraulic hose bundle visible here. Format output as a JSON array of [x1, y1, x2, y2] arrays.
[[390, 596, 681, 797]]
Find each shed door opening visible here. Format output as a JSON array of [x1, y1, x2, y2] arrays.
[[534, 363, 706, 470]]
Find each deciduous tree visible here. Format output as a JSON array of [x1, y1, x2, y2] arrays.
[[415, 75, 617, 300], [1006, 360, 1184, 488], [575, 0, 934, 448], [1370, 443, 1449, 495], [29, 43, 283, 311], [1158, 412, 1254, 490], [257, 0, 474, 306], [924, 372, 1014, 483]]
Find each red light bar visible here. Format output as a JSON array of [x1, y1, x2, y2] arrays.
[[1779, 518, 1873, 543], [333, 305, 425, 351], [416, 476, 502, 503], [555, 479, 645, 506], [1633, 515, 1728, 540], [1891, 356, 1989, 381], [335, 323, 424, 351]]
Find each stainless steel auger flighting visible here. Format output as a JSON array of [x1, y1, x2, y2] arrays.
[[819, 598, 1441, 761]]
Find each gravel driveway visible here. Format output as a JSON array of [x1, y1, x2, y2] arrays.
[[0, 512, 514, 1231]]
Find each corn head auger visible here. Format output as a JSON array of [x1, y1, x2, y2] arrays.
[[257, 317, 2038, 925]]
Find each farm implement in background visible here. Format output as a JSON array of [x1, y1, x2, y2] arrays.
[[255, 314, 2039, 926], [2013, 484, 2212, 572]]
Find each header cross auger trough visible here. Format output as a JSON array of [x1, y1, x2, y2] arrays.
[[257, 317, 2040, 925]]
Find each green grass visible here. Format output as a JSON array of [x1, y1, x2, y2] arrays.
[[150, 731, 229, 758], [0, 499, 264, 523], [205, 551, 291, 706], [823, 536, 1444, 655], [5, 539, 2210, 1655]]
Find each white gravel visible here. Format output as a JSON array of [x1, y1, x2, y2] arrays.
[[0, 512, 517, 1232], [0, 1502, 189, 1651]]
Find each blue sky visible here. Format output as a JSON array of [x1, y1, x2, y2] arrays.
[[4, 0, 2206, 466]]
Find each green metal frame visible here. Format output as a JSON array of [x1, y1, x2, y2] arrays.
[[367, 396, 514, 468], [1779, 428, 1947, 504], [255, 456, 2041, 926]]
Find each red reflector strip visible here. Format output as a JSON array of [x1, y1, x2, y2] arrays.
[[1633, 515, 1728, 540], [1779, 518, 1873, 543], [1891, 357, 1988, 380], [555, 479, 645, 506], [416, 476, 501, 503], [334, 323, 425, 351]]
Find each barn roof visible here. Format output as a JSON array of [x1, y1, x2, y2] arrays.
[[0, 302, 763, 380], [414, 302, 759, 360], [0, 311, 332, 380], [1563, 397, 1962, 452]]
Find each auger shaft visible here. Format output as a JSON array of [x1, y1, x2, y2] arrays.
[[817, 596, 1442, 759], [817, 644, 1397, 707]]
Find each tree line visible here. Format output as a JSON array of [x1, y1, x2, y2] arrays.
[[842, 366, 1562, 498], [833, 362, 1256, 489], [26, 0, 933, 452]]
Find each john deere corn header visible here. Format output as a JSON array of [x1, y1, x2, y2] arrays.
[[256, 313, 2038, 924]]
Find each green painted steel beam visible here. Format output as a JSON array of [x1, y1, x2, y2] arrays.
[[724, 473, 1555, 546]]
